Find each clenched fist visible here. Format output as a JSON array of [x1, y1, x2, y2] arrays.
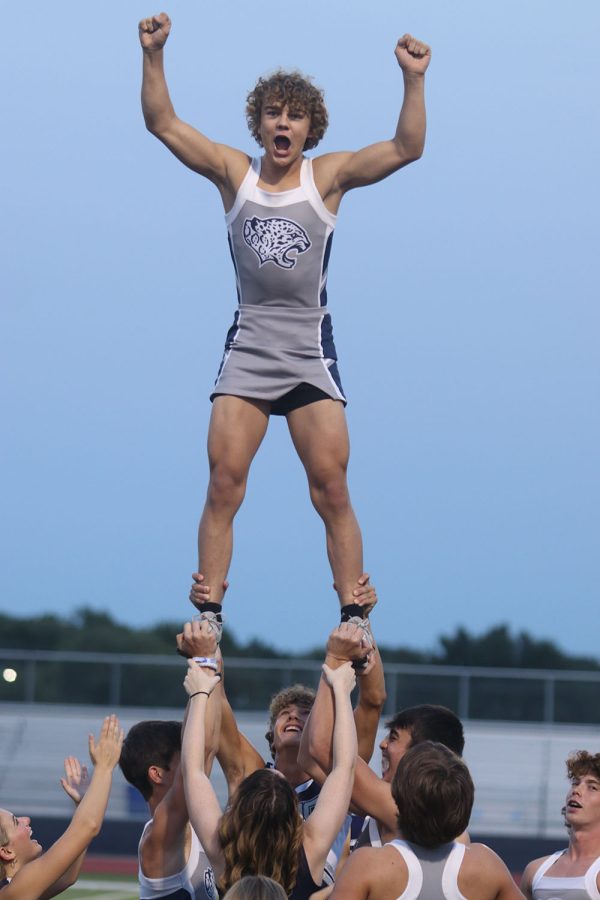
[[139, 12, 171, 51]]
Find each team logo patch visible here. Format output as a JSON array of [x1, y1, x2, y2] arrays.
[[243, 216, 311, 269]]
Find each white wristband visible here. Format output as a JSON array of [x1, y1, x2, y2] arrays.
[[193, 656, 218, 671]]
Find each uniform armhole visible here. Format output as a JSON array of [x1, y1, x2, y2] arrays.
[[532, 851, 566, 888], [224, 158, 260, 225], [388, 840, 423, 900], [301, 158, 337, 229], [442, 843, 468, 900], [585, 857, 600, 900]]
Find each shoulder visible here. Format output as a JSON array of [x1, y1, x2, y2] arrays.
[[520, 855, 552, 891]]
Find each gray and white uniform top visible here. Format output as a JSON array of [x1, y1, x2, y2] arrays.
[[213, 156, 346, 403], [531, 851, 600, 900], [386, 839, 468, 900], [138, 821, 218, 900]]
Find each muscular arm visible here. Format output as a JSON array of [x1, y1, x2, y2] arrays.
[[139, 14, 248, 200], [299, 625, 382, 769], [314, 34, 430, 209], [354, 645, 386, 763], [217, 685, 265, 798]]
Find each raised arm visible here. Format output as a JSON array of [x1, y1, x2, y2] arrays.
[[184, 575, 265, 797], [5, 717, 123, 900], [299, 623, 381, 773], [302, 662, 357, 884], [137, 620, 223, 873], [299, 625, 399, 832], [313, 34, 431, 210], [181, 662, 226, 880], [138, 13, 248, 201]]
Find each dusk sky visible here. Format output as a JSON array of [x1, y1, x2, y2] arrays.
[[3, 0, 599, 658]]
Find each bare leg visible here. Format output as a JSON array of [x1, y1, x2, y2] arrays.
[[286, 399, 363, 608], [197, 395, 270, 604]]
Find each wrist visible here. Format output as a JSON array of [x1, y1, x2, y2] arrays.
[[325, 652, 348, 668], [193, 656, 219, 671], [402, 70, 425, 84]]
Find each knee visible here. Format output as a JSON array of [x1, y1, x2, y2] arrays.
[[309, 469, 351, 518], [206, 465, 247, 513]]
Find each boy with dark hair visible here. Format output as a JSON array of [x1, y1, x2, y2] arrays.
[[119, 622, 221, 900], [138, 12, 430, 622], [521, 751, 600, 900], [329, 742, 523, 900]]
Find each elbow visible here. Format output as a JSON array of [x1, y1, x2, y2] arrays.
[[362, 685, 387, 713]]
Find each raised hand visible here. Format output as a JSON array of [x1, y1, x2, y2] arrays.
[[88, 715, 125, 770], [183, 659, 222, 698], [138, 12, 172, 52], [395, 34, 431, 76], [60, 756, 90, 805], [322, 660, 356, 695], [176, 619, 219, 659], [327, 623, 370, 662]]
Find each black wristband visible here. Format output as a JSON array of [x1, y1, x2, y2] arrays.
[[189, 691, 210, 699], [340, 603, 366, 621]]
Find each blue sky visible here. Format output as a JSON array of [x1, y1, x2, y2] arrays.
[[2, 0, 599, 657]]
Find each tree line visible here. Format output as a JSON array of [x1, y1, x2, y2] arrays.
[[0, 609, 598, 722]]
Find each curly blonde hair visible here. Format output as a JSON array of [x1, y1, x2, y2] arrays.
[[567, 750, 600, 782], [218, 770, 304, 895], [246, 71, 328, 151]]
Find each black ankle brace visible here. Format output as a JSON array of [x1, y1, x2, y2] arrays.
[[340, 603, 366, 621], [196, 602, 223, 619]]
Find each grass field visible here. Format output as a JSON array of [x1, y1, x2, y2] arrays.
[[64, 873, 138, 900]]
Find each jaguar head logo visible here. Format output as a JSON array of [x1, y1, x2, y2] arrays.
[[243, 216, 311, 269]]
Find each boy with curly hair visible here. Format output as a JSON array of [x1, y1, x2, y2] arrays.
[[138, 14, 430, 623], [522, 751, 600, 900]]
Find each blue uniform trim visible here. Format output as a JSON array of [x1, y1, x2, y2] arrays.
[[319, 313, 337, 361], [320, 232, 334, 307], [227, 233, 241, 304]]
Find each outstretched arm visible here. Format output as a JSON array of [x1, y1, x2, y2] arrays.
[[184, 576, 265, 798], [139, 13, 248, 202], [36, 757, 90, 899], [181, 663, 226, 880], [302, 663, 357, 884], [314, 34, 430, 208], [299, 622, 383, 771], [138, 621, 223, 877], [299, 624, 398, 831], [5, 717, 123, 900]]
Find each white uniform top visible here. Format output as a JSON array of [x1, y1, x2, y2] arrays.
[[387, 839, 467, 900], [532, 851, 600, 900], [138, 820, 218, 900]]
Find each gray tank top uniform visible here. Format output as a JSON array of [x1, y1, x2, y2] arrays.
[[387, 839, 468, 900], [138, 821, 218, 900], [212, 157, 346, 406], [532, 851, 600, 900]]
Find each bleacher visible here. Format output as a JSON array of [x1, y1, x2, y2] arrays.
[[2, 702, 599, 840]]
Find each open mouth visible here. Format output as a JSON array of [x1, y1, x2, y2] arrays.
[[567, 801, 582, 809], [284, 724, 302, 733], [274, 135, 291, 151]]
